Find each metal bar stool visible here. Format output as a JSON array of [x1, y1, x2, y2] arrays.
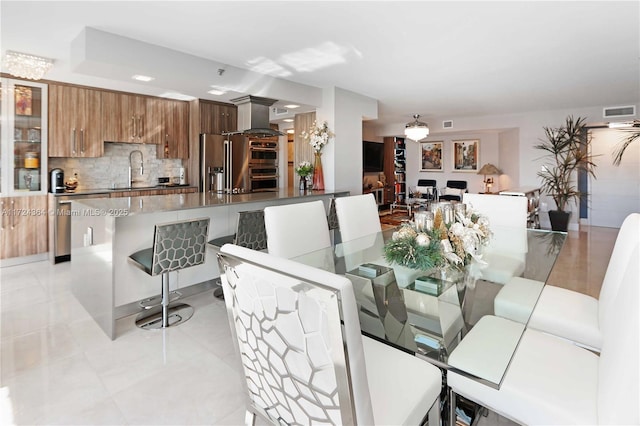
[[208, 209, 266, 297], [129, 217, 210, 330]]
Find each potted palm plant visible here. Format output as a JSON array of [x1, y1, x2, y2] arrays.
[[613, 121, 640, 165], [534, 116, 597, 231]]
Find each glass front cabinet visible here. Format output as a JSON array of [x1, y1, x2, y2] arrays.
[[0, 78, 48, 195], [0, 78, 49, 264]]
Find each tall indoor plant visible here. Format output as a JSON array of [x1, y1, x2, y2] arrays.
[[534, 116, 597, 231]]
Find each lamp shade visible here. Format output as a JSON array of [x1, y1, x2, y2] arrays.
[[404, 114, 429, 141], [477, 163, 501, 175]]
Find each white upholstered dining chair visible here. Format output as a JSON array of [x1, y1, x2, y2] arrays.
[[447, 244, 640, 425], [217, 243, 443, 425], [263, 200, 331, 258], [335, 193, 421, 287], [334, 193, 381, 241], [463, 193, 529, 285], [525, 212, 640, 351]]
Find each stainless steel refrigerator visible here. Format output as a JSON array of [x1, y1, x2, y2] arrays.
[[200, 134, 249, 193]]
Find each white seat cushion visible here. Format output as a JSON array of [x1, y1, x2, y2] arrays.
[[449, 326, 599, 426], [494, 277, 545, 324], [528, 285, 601, 351], [448, 315, 525, 384], [362, 336, 441, 425], [480, 252, 525, 285]]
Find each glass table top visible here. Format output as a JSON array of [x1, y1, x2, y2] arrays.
[[291, 226, 566, 387]]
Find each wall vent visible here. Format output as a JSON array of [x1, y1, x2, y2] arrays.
[[603, 105, 636, 118], [272, 107, 289, 116], [443, 120, 453, 129]]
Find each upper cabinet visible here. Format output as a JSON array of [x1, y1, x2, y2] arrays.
[[152, 99, 189, 159], [0, 78, 48, 196], [49, 83, 103, 157], [101, 91, 155, 144], [200, 100, 237, 134]]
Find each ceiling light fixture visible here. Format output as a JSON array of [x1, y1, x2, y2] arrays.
[[207, 88, 226, 96], [282, 118, 294, 123], [284, 104, 300, 109], [404, 114, 429, 141], [4, 50, 54, 80], [132, 74, 154, 82]]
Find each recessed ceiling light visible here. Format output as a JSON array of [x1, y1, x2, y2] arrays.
[[159, 92, 196, 101], [608, 121, 634, 128], [283, 118, 294, 123], [208, 87, 226, 96], [132, 74, 154, 82], [286, 129, 295, 134], [284, 104, 300, 109]]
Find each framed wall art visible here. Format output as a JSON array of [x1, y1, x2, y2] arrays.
[[420, 141, 443, 171], [452, 139, 479, 172]]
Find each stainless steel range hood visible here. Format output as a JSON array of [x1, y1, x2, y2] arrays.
[[225, 95, 283, 137]]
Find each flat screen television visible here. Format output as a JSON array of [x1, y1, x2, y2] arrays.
[[363, 141, 384, 172]]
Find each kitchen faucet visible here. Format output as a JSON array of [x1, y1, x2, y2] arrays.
[[128, 150, 144, 188]]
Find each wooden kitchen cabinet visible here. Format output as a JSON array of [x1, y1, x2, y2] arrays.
[[102, 91, 154, 144], [200, 100, 237, 134], [153, 99, 189, 159], [0, 195, 47, 259], [49, 84, 103, 157]]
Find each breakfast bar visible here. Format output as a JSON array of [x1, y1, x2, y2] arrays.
[[70, 189, 348, 339]]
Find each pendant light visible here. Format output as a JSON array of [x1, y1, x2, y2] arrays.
[[404, 114, 429, 141]]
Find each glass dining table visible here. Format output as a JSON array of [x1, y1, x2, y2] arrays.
[[291, 225, 566, 389]]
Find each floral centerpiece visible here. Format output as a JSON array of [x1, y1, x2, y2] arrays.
[[301, 121, 334, 190], [384, 204, 491, 271]]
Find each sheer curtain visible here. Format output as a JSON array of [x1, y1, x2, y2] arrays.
[[294, 112, 316, 168]]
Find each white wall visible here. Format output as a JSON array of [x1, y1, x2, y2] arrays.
[[588, 128, 640, 228], [404, 132, 500, 194], [318, 87, 378, 195]]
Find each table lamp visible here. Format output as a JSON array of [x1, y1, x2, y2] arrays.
[[477, 163, 501, 193]]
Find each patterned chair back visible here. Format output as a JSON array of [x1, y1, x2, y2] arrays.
[[151, 218, 209, 276], [234, 210, 267, 250], [327, 197, 340, 230], [218, 243, 375, 425]]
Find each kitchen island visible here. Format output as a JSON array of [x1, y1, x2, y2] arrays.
[[70, 189, 349, 339]]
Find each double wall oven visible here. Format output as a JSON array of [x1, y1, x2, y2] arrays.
[[248, 139, 278, 192]]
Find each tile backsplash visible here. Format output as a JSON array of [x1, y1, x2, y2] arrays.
[[48, 143, 184, 189]]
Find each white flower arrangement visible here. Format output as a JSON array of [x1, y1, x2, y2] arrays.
[[301, 121, 334, 153]]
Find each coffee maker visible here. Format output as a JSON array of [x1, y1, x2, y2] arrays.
[[50, 168, 65, 193]]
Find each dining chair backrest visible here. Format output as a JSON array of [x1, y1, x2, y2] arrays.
[[462, 193, 528, 228], [335, 193, 381, 242], [234, 209, 267, 250], [263, 200, 331, 258], [598, 213, 640, 327], [217, 243, 374, 425], [597, 244, 639, 425]]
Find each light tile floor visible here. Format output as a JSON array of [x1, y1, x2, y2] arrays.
[[0, 225, 617, 425]]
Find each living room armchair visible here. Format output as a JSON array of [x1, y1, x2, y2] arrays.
[[439, 180, 468, 202]]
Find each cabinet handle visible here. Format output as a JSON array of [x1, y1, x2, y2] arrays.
[[80, 128, 85, 154], [138, 116, 143, 139], [72, 128, 77, 155], [10, 200, 15, 229], [131, 115, 136, 140], [1, 201, 4, 230]]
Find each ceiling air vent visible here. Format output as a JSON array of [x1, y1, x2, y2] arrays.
[[603, 105, 636, 118], [443, 120, 453, 129], [272, 107, 289, 116]]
